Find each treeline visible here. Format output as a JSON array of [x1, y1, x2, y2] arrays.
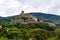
[[0, 22, 59, 40]]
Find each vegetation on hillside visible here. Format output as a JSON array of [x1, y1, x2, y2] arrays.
[[0, 22, 59, 40]]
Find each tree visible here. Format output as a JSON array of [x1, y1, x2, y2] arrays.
[[22, 17, 28, 22], [55, 28, 60, 40], [30, 29, 48, 40], [0, 37, 7, 40], [47, 37, 57, 40]]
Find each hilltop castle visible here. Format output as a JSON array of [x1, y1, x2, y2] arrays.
[[11, 11, 39, 24], [10, 11, 56, 27]]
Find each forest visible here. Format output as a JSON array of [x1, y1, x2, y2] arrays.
[[0, 22, 60, 40]]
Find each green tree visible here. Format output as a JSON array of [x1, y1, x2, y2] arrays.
[[55, 28, 60, 40], [47, 37, 57, 40]]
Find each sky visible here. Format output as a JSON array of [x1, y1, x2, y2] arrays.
[[0, 0, 60, 17]]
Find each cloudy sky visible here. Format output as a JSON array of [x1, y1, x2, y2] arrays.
[[0, 0, 60, 17]]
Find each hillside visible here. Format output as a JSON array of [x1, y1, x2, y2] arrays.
[[30, 13, 60, 23], [0, 15, 19, 22], [0, 13, 60, 40], [0, 21, 56, 40], [0, 12, 60, 26]]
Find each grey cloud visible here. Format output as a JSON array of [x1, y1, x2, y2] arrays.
[[0, 0, 60, 17]]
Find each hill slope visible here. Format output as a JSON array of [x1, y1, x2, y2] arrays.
[[0, 12, 60, 26], [30, 13, 60, 23]]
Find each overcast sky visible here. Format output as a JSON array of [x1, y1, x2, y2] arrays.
[[0, 0, 60, 17]]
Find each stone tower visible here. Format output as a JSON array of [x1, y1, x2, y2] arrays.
[[20, 11, 24, 16]]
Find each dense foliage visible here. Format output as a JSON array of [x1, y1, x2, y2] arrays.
[[0, 22, 59, 40]]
